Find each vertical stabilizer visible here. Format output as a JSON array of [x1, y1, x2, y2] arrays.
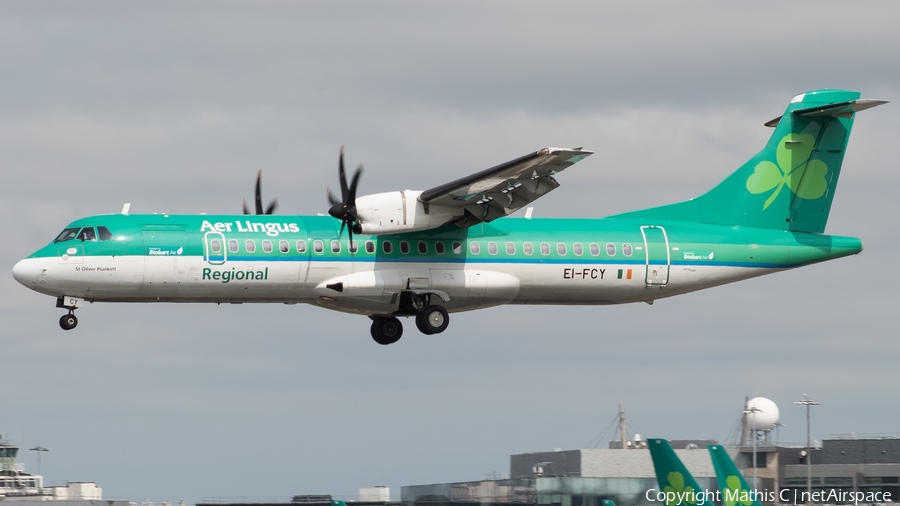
[[708, 444, 764, 506], [615, 90, 887, 233], [647, 438, 714, 506]]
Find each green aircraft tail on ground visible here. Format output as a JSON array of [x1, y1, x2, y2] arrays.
[[708, 444, 764, 506], [647, 438, 715, 506], [617, 89, 885, 234]]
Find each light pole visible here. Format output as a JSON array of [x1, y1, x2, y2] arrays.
[[795, 395, 820, 504], [744, 406, 762, 492], [29, 445, 48, 477]]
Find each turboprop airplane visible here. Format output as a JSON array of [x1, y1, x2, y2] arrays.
[[11, 89, 886, 344]]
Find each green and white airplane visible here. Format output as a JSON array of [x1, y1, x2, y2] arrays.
[[11, 89, 885, 344], [708, 443, 767, 506], [648, 438, 765, 506], [648, 438, 714, 506]]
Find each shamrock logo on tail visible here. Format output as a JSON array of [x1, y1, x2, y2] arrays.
[[723, 475, 753, 506], [746, 133, 829, 209], [663, 471, 697, 506]]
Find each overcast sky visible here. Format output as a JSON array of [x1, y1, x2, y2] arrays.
[[2, 1, 899, 503]]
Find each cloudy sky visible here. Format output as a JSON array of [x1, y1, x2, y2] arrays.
[[2, 1, 899, 503]]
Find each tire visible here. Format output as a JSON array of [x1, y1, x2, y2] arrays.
[[416, 305, 449, 335], [370, 316, 403, 345], [59, 314, 78, 331]]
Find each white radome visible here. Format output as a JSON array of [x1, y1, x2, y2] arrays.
[[747, 397, 780, 431]]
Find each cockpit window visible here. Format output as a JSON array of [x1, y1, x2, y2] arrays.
[[77, 227, 97, 241], [97, 226, 114, 241], [54, 228, 80, 243]]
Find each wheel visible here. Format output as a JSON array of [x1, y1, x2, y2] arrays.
[[59, 314, 78, 330], [416, 305, 449, 335], [370, 316, 403, 345]]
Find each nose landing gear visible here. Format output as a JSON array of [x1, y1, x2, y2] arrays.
[[59, 312, 78, 330], [56, 296, 83, 331]]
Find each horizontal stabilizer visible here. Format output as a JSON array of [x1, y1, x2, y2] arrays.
[[765, 98, 888, 127]]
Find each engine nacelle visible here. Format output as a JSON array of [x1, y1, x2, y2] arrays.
[[355, 190, 463, 235]]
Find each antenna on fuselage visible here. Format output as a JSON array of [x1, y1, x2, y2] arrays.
[[121, 203, 131, 215]]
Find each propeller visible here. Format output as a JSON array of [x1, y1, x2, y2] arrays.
[[243, 170, 278, 215], [327, 146, 364, 246]]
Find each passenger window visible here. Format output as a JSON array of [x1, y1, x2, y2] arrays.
[[590, 243, 600, 256], [54, 228, 80, 243], [540, 242, 550, 255], [573, 243, 583, 256], [296, 240, 307, 253], [77, 227, 97, 241], [349, 240, 358, 254], [313, 240, 324, 253], [506, 242, 515, 255], [245, 239, 257, 253], [557, 243, 567, 256], [523, 242, 533, 256], [279, 240, 289, 253], [97, 226, 114, 241], [435, 242, 446, 254], [470, 242, 480, 255], [623, 243, 633, 256], [452, 241, 462, 254], [383, 241, 393, 254], [418, 241, 427, 254], [331, 240, 341, 253], [400, 241, 410, 254], [210, 239, 222, 253], [365, 241, 375, 254], [488, 242, 498, 255], [228, 239, 239, 253], [606, 243, 616, 256], [262, 240, 273, 253]]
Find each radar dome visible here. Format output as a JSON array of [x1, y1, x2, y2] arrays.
[[746, 397, 780, 431]]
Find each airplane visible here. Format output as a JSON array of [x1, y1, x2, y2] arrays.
[[708, 443, 765, 506], [11, 89, 886, 344], [648, 438, 763, 506], [648, 438, 714, 506]]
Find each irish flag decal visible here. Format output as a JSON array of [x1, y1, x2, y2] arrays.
[[617, 269, 633, 280]]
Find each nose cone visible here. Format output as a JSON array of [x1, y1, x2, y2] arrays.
[[12, 258, 38, 288]]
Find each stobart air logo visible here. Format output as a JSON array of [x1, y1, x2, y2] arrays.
[[723, 475, 753, 506], [664, 472, 697, 506], [746, 133, 829, 210]]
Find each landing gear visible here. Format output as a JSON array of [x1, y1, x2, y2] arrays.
[[59, 312, 78, 331], [370, 316, 403, 345], [56, 296, 83, 331], [416, 305, 449, 335]]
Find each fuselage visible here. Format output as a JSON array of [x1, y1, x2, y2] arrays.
[[12, 213, 862, 316]]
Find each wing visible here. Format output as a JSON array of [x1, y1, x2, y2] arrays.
[[419, 147, 592, 226]]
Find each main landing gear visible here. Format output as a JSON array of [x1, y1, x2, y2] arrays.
[[415, 305, 449, 335], [369, 294, 451, 345]]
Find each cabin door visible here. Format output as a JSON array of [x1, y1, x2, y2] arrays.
[[640, 225, 670, 286], [203, 232, 227, 265]]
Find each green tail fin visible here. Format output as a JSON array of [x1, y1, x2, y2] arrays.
[[615, 90, 886, 233], [708, 444, 764, 506], [647, 438, 714, 506]]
